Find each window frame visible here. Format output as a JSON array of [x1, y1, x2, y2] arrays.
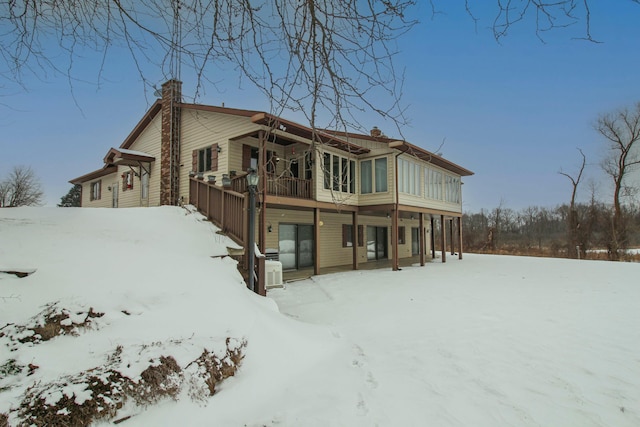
[[398, 226, 406, 245], [360, 156, 388, 194], [323, 151, 357, 194], [197, 146, 212, 172], [342, 224, 364, 247], [122, 171, 134, 192], [90, 180, 101, 201]]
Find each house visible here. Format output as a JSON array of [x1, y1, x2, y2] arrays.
[[71, 80, 473, 291]]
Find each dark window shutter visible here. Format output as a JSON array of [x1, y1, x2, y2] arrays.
[[398, 226, 405, 245], [122, 173, 126, 191], [358, 225, 364, 247], [211, 144, 219, 171], [342, 224, 349, 248], [97, 181, 101, 200], [192, 150, 198, 172], [242, 144, 251, 172]]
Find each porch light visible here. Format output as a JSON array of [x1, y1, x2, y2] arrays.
[[246, 169, 259, 187]]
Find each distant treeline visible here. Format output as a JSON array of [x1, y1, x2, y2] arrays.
[[460, 202, 640, 261]]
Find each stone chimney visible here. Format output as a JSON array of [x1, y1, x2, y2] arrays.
[[370, 126, 382, 138], [160, 79, 182, 206]]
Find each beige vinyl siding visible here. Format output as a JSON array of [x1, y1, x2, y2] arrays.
[[126, 114, 162, 206], [179, 109, 258, 199], [115, 166, 141, 208], [81, 176, 115, 208], [342, 135, 392, 153], [264, 208, 430, 269]]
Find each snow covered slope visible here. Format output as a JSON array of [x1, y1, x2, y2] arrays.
[[0, 207, 350, 426]]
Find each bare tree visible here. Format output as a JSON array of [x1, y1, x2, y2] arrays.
[[559, 148, 586, 258], [0, 1, 417, 137], [0, 166, 44, 207], [2, 1, 635, 130], [595, 101, 640, 259]]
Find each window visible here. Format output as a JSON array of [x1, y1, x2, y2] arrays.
[[349, 160, 356, 194], [425, 166, 443, 200], [398, 158, 420, 196], [445, 175, 461, 203], [323, 152, 356, 193], [398, 226, 406, 245], [360, 157, 388, 194], [342, 224, 364, 247], [90, 180, 101, 201], [141, 169, 149, 199], [249, 147, 259, 170], [266, 150, 277, 174], [375, 158, 387, 192], [122, 171, 134, 191], [360, 160, 372, 194], [333, 155, 340, 191], [198, 146, 212, 172], [323, 153, 331, 189]]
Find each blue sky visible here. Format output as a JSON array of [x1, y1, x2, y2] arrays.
[[1, 1, 639, 211]]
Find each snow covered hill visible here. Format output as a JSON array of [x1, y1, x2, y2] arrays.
[[0, 207, 347, 426], [2, 207, 639, 426]]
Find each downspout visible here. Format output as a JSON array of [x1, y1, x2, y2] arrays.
[[391, 144, 406, 272]]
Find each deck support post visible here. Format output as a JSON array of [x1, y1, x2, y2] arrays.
[[419, 212, 425, 266], [441, 215, 446, 263], [314, 208, 320, 276]]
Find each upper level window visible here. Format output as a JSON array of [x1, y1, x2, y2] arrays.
[[360, 157, 388, 194], [445, 175, 461, 203], [375, 158, 387, 192], [398, 158, 420, 196], [323, 152, 356, 194], [90, 180, 101, 201], [425, 166, 443, 200]]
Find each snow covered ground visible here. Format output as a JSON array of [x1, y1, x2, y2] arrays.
[[1, 207, 639, 426]]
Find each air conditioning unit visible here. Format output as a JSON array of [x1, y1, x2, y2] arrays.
[[264, 260, 283, 288]]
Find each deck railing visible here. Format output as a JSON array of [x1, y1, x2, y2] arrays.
[[189, 177, 265, 296], [266, 176, 312, 199], [230, 173, 312, 200]]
